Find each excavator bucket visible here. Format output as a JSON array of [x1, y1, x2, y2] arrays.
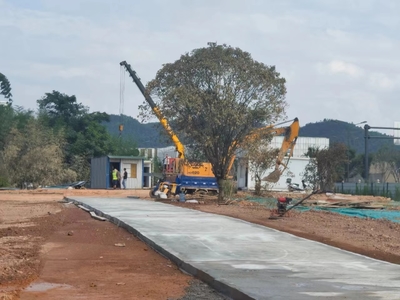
[[262, 169, 281, 183]]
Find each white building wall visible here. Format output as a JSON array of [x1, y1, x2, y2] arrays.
[[120, 160, 143, 189], [243, 137, 329, 192], [244, 158, 310, 191]]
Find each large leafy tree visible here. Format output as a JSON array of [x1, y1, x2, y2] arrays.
[[0, 106, 35, 186], [0, 73, 15, 152], [37, 91, 115, 163], [1, 118, 76, 188], [142, 43, 287, 200], [0, 72, 13, 104], [0, 105, 34, 150]]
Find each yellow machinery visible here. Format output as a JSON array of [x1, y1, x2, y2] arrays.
[[120, 60, 299, 194], [262, 117, 300, 182], [120, 61, 217, 196], [227, 118, 300, 183]]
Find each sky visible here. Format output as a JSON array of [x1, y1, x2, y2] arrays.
[[1, 0, 399, 134]]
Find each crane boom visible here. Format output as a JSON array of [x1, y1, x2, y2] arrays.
[[119, 61, 185, 158]]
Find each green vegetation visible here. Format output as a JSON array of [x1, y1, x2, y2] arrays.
[[302, 143, 348, 191], [0, 72, 13, 105], [0, 76, 139, 188], [142, 43, 288, 201]]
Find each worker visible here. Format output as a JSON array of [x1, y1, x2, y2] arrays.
[[163, 154, 170, 172], [112, 167, 118, 189]]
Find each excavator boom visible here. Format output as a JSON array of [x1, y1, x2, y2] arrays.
[[119, 61, 185, 159], [262, 117, 300, 183], [226, 118, 300, 182]]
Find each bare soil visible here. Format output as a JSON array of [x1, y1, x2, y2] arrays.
[[0, 190, 227, 300], [1, 189, 400, 299]]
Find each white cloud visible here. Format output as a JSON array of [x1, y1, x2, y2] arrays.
[[368, 73, 397, 90], [328, 60, 364, 78], [1, 0, 400, 129]]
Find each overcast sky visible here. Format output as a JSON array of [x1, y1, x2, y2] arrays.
[[1, 0, 399, 133]]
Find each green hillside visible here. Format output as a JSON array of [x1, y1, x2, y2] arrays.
[[300, 119, 398, 153], [104, 115, 398, 153], [103, 114, 171, 148]]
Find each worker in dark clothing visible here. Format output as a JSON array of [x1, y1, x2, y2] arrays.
[[122, 168, 128, 189]]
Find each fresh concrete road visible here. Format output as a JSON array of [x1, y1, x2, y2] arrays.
[[67, 196, 400, 300]]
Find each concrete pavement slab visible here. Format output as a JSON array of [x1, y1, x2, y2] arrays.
[[67, 196, 400, 300]]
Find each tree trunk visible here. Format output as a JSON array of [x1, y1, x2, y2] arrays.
[[218, 178, 225, 204], [254, 174, 261, 196]]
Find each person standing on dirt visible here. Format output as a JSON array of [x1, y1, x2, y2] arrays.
[[122, 168, 128, 189], [112, 167, 118, 189]]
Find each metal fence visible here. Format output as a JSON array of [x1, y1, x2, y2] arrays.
[[334, 182, 400, 201]]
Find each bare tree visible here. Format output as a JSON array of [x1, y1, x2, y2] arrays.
[[242, 138, 279, 195]]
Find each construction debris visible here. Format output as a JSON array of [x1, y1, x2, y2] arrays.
[[89, 211, 107, 221], [77, 205, 90, 212], [301, 193, 391, 209], [186, 200, 199, 204]]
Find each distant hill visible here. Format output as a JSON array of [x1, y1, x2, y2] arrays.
[[103, 114, 171, 148], [104, 115, 398, 153], [300, 119, 398, 153]]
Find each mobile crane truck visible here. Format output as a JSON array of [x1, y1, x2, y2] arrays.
[[120, 61, 218, 198]]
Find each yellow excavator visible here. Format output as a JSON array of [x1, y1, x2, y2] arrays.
[[227, 118, 300, 183], [262, 117, 300, 182]]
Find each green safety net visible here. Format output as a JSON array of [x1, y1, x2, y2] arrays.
[[295, 206, 400, 223], [242, 196, 400, 223]]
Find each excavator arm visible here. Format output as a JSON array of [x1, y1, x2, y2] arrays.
[[262, 117, 300, 182], [227, 118, 300, 182], [120, 61, 185, 159]]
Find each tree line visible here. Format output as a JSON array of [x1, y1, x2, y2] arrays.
[[302, 142, 400, 191], [4, 43, 398, 201], [0, 73, 138, 188]]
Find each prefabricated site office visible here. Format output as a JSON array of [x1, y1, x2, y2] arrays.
[[90, 155, 150, 189]]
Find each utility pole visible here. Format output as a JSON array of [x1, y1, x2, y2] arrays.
[[364, 124, 370, 182], [347, 121, 366, 182]]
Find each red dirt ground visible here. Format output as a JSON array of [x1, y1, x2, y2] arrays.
[[1, 189, 400, 299]]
